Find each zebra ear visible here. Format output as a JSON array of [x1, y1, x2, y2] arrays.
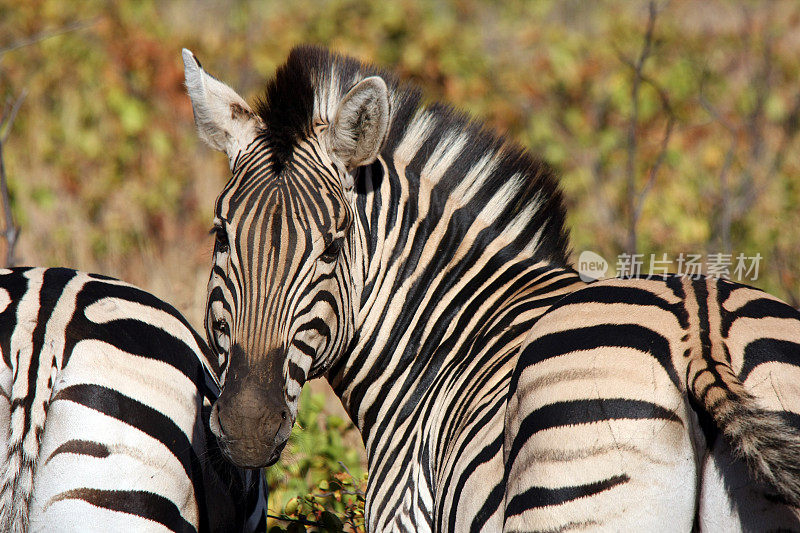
[[330, 76, 390, 174], [182, 48, 260, 161]]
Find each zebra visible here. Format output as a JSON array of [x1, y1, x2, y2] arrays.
[[0, 267, 266, 533], [182, 46, 800, 530]]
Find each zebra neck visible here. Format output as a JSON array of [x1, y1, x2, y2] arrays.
[[329, 156, 583, 453]]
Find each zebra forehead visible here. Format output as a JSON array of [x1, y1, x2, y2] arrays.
[[223, 176, 346, 218]]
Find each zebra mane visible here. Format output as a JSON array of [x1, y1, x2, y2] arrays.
[[254, 45, 571, 265]]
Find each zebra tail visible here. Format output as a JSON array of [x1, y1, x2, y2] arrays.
[[0, 360, 45, 533], [0, 435, 35, 533], [689, 359, 800, 507]]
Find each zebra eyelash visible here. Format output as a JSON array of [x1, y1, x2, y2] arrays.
[[320, 237, 343, 262], [210, 319, 231, 361], [211, 225, 230, 254], [212, 319, 229, 336]]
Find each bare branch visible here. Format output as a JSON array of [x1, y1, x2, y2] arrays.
[[618, 0, 664, 255], [633, 111, 675, 225], [619, 56, 676, 227], [0, 89, 26, 144], [699, 93, 736, 136], [338, 461, 366, 497], [0, 92, 25, 267], [621, 1, 659, 254], [0, 19, 96, 58], [631, 66, 675, 227]]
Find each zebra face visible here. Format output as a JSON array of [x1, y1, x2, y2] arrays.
[[203, 146, 356, 467], [184, 49, 389, 467]]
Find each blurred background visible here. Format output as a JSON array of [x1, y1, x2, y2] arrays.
[[2, 0, 800, 526]]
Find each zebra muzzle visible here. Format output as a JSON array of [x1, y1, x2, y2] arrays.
[[209, 387, 292, 468]]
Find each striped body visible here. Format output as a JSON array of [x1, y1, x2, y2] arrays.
[[323, 163, 580, 531], [505, 275, 800, 531], [183, 47, 800, 531], [189, 46, 576, 531], [0, 267, 266, 533]]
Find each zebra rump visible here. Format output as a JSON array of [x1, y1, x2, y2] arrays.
[[0, 267, 266, 533], [504, 275, 800, 531]]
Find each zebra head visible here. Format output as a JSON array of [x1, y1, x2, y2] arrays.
[[183, 48, 390, 468]]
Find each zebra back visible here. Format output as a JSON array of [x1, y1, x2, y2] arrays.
[[0, 267, 266, 533]]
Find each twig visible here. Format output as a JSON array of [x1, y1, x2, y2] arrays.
[[0, 92, 25, 266], [633, 112, 674, 224], [266, 512, 325, 528], [630, 69, 674, 224], [0, 89, 26, 144], [0, 19, 96, 58], [622, 0, 659, 255], [337, 461, 366, 498], [617, 0, 667, 255]]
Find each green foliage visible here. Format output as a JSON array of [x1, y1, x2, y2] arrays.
[[3, 0, 800, 303], [268, 468, 366, 532], [2, 1, 800, 520], [267, 388, 366, 531]]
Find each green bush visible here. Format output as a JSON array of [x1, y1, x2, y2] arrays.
[[266, 388, 366, 532], [3, 3, 800, 527]]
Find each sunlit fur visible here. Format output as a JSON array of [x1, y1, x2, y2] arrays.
[[504, 275, 800, 531], [0, 268, 265, 533], [204, 46, 576, 530], [201, 46, 800, 531]]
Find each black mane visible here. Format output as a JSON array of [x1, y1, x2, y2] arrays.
[[253, 45, 571, 265]]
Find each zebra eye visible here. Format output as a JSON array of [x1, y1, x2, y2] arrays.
[[212, 319, 230, 352], [213, 319, 229, 336], [213, 226, 230, 254], [320, 238, 343, 262]]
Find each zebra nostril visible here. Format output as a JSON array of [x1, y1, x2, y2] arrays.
[[209, 403, 226, 439]]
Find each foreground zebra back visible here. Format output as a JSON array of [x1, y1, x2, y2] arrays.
[[504, 275, 800, 531], [0, 268, 266, 533]]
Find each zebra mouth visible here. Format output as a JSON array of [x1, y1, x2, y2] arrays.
[[266, 439, 288, 467], [218, 442, 282, 469]]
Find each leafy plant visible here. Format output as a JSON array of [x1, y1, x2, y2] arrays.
[[2, 4, 800, 525], [266, 388, 366, 532]]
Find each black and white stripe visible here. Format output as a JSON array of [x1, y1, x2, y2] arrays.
[[504, 275, 800, 530], [0, 267, 266, 533], [186, 45, 576, 531], [185, 46, 800, 531]]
